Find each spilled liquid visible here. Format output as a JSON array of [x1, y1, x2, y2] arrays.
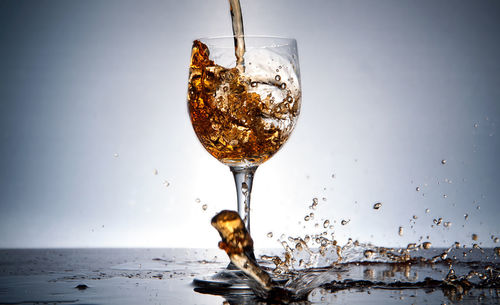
[[208, 210, 500, 303]]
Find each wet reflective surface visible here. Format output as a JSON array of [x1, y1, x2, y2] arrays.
[[0, 248, 498, 304]]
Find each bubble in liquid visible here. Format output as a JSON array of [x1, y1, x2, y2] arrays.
[[280, 83, 287, 89], [398, 226, 404, 236], [341, 219, 349, 226], [373, 202, 382, 210], [422, 242, 432, 249], [323, 220, 330, 228], [295, 242, 303, 251], [267, 232, 273, 238], [472, 234, 478, 241], [251, 81, 257, 87], [195, 198, 201, 203], [416, 186, 420, 192], [363, 250, 374, 259], [275, 75, 281, 81], [202, 204, 207, 211], [441, 159, 447, 165], [163, 181, 170, 187]]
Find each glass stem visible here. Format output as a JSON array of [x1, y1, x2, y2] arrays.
[[230, 166, 257, 233]]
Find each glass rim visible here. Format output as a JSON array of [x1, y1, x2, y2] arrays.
[[194, 35, 297, 47]]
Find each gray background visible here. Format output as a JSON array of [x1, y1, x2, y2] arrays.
[[0, 0, 499, 249]]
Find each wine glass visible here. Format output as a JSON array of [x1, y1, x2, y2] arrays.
[[188, 36, 301, 289]]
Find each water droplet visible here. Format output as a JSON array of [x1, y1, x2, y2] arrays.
[[304, 215, 310, 221], [341, 219, 349, 226], [280, 83, 286, 89], [495, 247, 500, 256], [441, 159, 447, 165], [444, 221, 452, 228], [373, 202, 382, 210], [202, 204, 207, 211], [153, 169, 158, 175], [425, 208, 430, 213], [114, 153, 119, 158], [195, 198, 201, 203], [443, 194, 447, 198], [472, 234, 478, 241], [323, 220, 330, 228], [267, 232, 273, 238], [363, 250, 374, 259], [163, 180, 170, 187], [464, 213, 469, 220], [422, 242, 432, 249], [416, 186, 420, 191], [413, 215, 418, 220], [494, 237, 499, 243], [331, 174, 335, 179], [474, 123, 479, 128], [398, 226, 404, 236], [275, 75, 281, 81]]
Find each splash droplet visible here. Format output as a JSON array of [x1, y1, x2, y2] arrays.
[[163, 181, 170, 187], [251, 81, 257, 87], [444, 221, 452, 228], [398, 226, 404, 236], [472, 234, 478, 241], [323, 220, 330, 228], [416, 186, 420, 192], [363, 250, 374, 259], [280, 83, 287, 89], [474, 123, 479, 128], [275, 75, 281, 81], [494, 237, 499, 243], [267, 232, 273, 238], [195, 198, 201, 203], [114, 153, 119, 158], [153, 169, 158, 175], [425, 208, 430, 213], [422, 242, 432, 249], [464, 213, 469, 220], [373, 202, 382, 210], [441, 159, 447, 165], [202, 204, 207, 211], [341, 219, 349, 226]]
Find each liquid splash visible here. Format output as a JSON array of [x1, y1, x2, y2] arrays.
[[209, 210, 500, 303]]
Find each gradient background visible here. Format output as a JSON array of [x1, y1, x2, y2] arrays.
[[0, 0, 499, 249]]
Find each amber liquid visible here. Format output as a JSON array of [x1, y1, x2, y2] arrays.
[[187, 41, 300, 166]]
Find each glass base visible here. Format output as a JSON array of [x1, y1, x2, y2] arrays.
[[192, 269, 254, 291]]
